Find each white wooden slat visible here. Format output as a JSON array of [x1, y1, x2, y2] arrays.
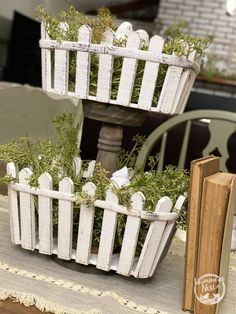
[[97, 189, 118, 271], [97, 29, 114, 103], [76, 113, 84, 149], [116, 31, 141, 106], [76, 182, 96, 264], [40, 38, 200, 73], [133, 197, 173, 278], [178, 57, 201, 114], [136, 29, 149, 45], [179, 75, 196, 114], [54, 47, 69, 94], [115, 22, 133, 40], [75, 25, 91, 98], [83, 160, 96, 178], [57, 177, 74, 260], [117, 192, 144, 276], [171, 50, 197, 114], [149, 195, 186, 277], [7, 162, 20, 245], [41, 23, 52, 91], [73, 156, 82, 176], [38, 173, 53, 255], [19, 168, 35, 250], [156, 54, 184, 114], [138, 35, 164, 110]]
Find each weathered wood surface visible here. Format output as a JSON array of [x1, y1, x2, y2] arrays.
[[38, 173, 53, 255], [40, 22, 200, 114], [7, 162, 183, 278]]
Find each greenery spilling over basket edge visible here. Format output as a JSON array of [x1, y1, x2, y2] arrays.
[[36, 6, 211, 106], [0, 113, 189, 254]]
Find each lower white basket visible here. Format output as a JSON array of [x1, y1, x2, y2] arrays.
[[7, 162, 185, 278]]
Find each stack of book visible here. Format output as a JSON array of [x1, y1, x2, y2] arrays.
[[182, 156, 236, 313]]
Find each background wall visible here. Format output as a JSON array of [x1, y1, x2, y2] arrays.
[[156, 0, 236, 76]]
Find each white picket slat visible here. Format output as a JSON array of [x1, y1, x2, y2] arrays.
[[57, 177, 74, 260], [136, 29, 149, 45], [19, 168, 35, 250], [7, 162, 20, 244], [156, 54, 184, 114], [73, 156, 82, 176], [117, 192, 144, 276], [138, 35, 164, 110], [171, 50, 197, 114], [41, 23, 52, 91], [76, 182, 96, 264], [178, 57, 201, 115], [97, 189, 118, 271], [75, 25, 91, 98], [133, 197, 173, 278], [38, 173, 53, 255], [54, 48, 69, 94], [83, 160, 96, 178], [149, 195, 186, 276], [116, 31, 141, 106], [97, 29, 114, 103]]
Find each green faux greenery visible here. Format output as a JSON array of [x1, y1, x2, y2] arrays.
[[0, 113, 189, 253], [36, 6, 211, 106]]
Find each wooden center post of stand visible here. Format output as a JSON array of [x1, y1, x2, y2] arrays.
[[83, 101, 147, 177]]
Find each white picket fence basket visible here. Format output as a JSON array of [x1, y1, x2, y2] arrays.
[[40, 22, 201, 115], [7, 161, 185, 278]]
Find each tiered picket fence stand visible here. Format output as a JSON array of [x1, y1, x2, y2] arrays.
[[40, 21, 201, 175], [6, 21, 200, 278]]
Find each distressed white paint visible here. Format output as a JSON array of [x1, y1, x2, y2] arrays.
[[133, 197, 173, 278], [6, 162, 20, 244], [157, 54, 183, 114], [54, 42, 69, 94], [7, 163, 184, 278], [97, 189, 118, 271], [97, 29, 114, 103], [149, 195, 186, 276], [117, 192, 144, 276], [83, 160, 96, 178], [19, 168, 35, 250], [41, 23, 52, 92], [76, 182, 96, 264], [40, 23, 200, 114], [75, 25, 91, 98], [73, 156, 82, 176], [57, 177, 74, 260], [116, 31, 141, 106], [138, 35, 164, 110], [171, 50, 197, 114], [38, 173, 53, 255]]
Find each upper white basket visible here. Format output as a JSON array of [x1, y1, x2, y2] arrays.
[[40, 22, 201, 115]]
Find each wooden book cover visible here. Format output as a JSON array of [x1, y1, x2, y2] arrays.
[[194, 172, 236, 314], [182, 156, 220, 311]]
